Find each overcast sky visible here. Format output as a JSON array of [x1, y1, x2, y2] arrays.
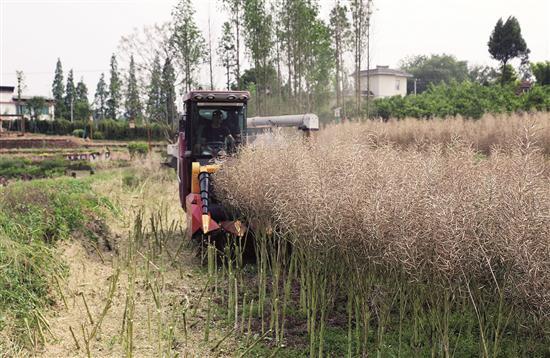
[[1, 0, 548, 99]]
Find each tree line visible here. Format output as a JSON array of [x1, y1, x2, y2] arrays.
[[48, 2, 550, 125]]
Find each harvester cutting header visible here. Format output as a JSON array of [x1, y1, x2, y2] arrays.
[[169, 90, 318, 242]]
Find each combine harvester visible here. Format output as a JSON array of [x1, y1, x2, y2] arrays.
[[167, 90, 318, 242]]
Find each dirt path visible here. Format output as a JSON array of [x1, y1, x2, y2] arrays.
[[40, 167, 236, 357]]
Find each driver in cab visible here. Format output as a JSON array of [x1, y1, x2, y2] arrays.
[[205, 110, 231, 142], [196, 110, 235, 154]]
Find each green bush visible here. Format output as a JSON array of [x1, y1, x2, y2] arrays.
[[2, 118, 166, 141], [372, 82, 550, 120], [72, 129, 85, 138], [0, 157, 93, 179], [127, 142, 149, 158], [93, 131, 105, 140]]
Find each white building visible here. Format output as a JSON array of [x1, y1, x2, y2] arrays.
[[358, 66, 413, 98], [0, 85, 55, 122]]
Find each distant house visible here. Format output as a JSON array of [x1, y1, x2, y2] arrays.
[[0, 85, 55, 122], [357, 65, 413, 98]]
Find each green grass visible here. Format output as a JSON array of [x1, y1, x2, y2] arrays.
[[0, 157, 93, 179], [0, 178, 113, 348]]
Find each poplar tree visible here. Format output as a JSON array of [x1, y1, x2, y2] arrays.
[[218, 21, 237, 90], [221, 0, 244, 88], [52, 58, 66, 119], [329, 1, 352, 110], [64, 69, 76, 121], [243, 0, 272, 115], [94, 73, 108, 120], [350, 0, 373, 116], [171, 0, 206, 92], [107, 54, 122, 120], [147, 54, 163, 123], [125, 55, 142, 122], [161, 57, 177, 135]]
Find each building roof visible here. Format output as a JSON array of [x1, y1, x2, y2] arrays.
[[359, 65, 413, 78], [0, 86, 15, 92]]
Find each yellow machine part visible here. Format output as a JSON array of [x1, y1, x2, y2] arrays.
[[191, 162, 221, 194]]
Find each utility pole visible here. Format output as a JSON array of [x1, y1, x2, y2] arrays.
[[70, 96, 74, 122], [414, 78, 417, 95], [16, 71, 25, 135]]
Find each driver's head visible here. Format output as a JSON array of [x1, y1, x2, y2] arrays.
[[212, 110, 223, 127]]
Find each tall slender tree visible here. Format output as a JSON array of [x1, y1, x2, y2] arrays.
[[221, 0, 244, 89], [52, 58, 66, 119], [146, 54, 163, 123], [329, 1, 351, 111], [161, 57, 177, 137], [243, 0, 272, 115], [94, 73, 108, 120], [171, 0, 206, 92], [218, 21, 237, 90], [125, 55, 142, 122], [75, 79, 91, 120], [64, 69, 76, 122], [107, 54, 122, 119], [350, 0, 373, 116]]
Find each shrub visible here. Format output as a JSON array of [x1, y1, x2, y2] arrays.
[[93, 131, 105, 140], [372, 82, 550, 119], [127, 142, 149, 158], [2, 118, 166, 141], [72, 129, 85, 138]]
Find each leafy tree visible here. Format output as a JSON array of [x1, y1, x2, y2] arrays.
[[146, 54, 163, 123], [218, 21, 237, 90], [171, 0, 206, 92], [94, 73, 108, 120], [531, 61, 550, 85], [500, 64, 518, 85], [400, 54, 469, 93], [125, 55, 142, 122], [329, 0, 352, 110], [107, 54, 122, 120], [468, 65, 499, 86], [64, 70, 76, 121], [488, 16, 530, 85], [26, 96, 46, 132], [75, 79, 91, 121], [52, 58, 66, 119]]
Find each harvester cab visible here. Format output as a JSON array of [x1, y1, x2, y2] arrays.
[[176, 90, 250, 241]]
